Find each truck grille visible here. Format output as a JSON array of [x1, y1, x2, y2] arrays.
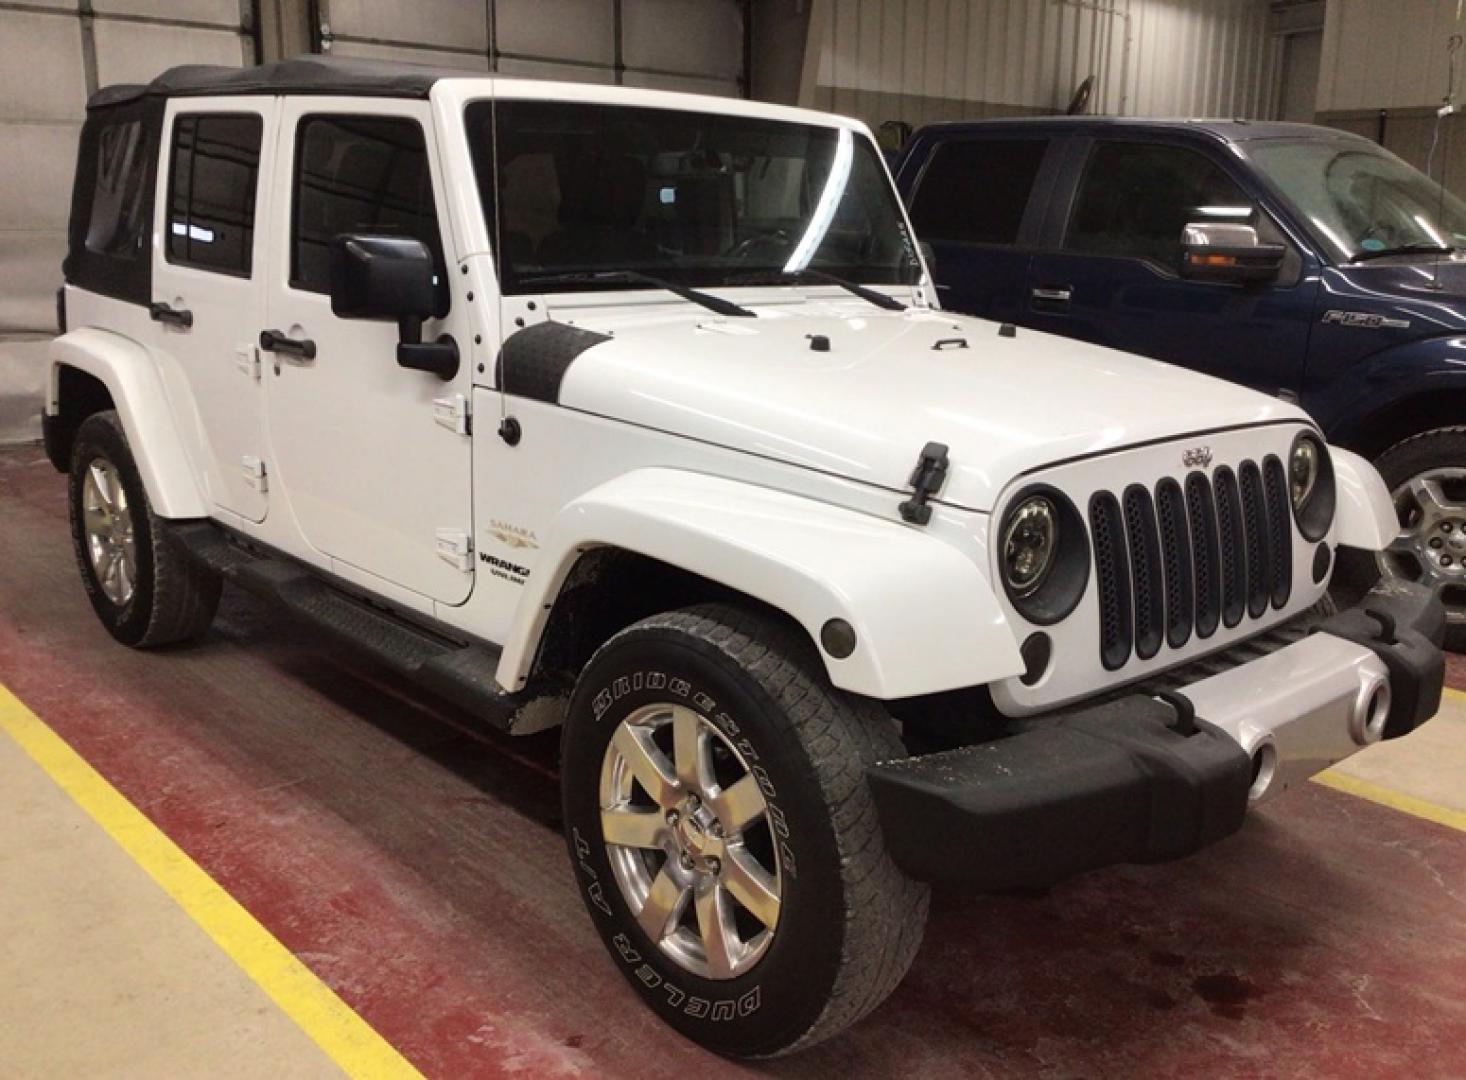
[[1090, 457, 1293, 670]]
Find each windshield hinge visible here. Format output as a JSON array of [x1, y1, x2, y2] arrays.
[[433, 393, 471, 436], [435, 528, 473, 572], [898, 441, 949, 526]]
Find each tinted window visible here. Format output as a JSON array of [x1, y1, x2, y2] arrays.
[[167, 114, 263, 275], [1066, 141, 1252, 264], [468, 100, 918, 294], [85, 119, 150, 257], [291, 115, 443, 294], [908, 138, 1048, 245]]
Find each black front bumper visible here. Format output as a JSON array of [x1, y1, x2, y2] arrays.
[[868, 581, 1445, 890]]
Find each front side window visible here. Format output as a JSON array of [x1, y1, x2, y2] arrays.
[[908, 138, 1048, 246], [291, 115, 443, 294], [167, 113, 263, 275], [85, 119, 150, 257], [1244, 136, 1466, 262], [468, 100, 919, 293], [1066, 141, 1253, 265]]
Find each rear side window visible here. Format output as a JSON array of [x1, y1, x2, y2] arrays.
[[908, 138, 1048, 245], [166, 113, 264, 275], [291, 115, 443, 294], [1065, 141, 1252, 264], [84, 119, 150, 257]]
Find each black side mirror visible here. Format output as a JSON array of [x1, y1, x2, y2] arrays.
[[329, 234, 458, 380], [1180, 222, 1284, 284]]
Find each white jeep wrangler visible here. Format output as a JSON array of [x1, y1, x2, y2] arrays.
[[46, 57, 1444, 1056]]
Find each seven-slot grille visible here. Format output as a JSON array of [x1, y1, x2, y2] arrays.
[[1089, 457, 1294, 670]]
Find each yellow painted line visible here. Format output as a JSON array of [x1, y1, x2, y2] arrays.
[[0, 684, 422, 1080], [1444, 685, 1466, 705], [1313, 770, 1466, 835]]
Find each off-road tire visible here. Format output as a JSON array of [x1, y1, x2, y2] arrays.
[[560, 604, 928, 1057], [68, 410, 221, 647], [1373, 426, 1466, 651]]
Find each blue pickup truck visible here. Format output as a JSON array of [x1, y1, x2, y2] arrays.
[[895, 118, 1466, 645]]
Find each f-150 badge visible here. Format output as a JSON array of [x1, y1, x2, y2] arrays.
[[1321, 310, 1410, 329]]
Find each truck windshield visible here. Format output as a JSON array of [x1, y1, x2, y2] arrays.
[[1244, 136, 1466, 263], [466, 100, 919, 295]]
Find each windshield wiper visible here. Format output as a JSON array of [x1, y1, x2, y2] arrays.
[[517, 270, 756, 318], [1349, 243, 1456, 263], [730, 268, 907, 311]]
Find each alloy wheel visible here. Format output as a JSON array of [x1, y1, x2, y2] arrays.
[[81, 457, 137, 607], [598, 702, 781, 980], [1378, 466, 1466, 627]]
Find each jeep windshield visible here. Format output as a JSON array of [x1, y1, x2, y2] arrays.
[[466, 100, 920, 296], [1243, 136, 1466, 263]]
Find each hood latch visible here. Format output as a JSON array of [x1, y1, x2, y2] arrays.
[[898, 441, 950, 526]]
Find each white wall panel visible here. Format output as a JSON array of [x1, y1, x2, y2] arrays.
[[328, 40, 491, 70], [623, 0, 744, 79], [808, 0, 1279, 123], [496, 0, 615, 66], [0, 12, 87, 122], [324, 0, 487, 52], [91, 0, 243, 22], [93, 21, 249, 86], [496, 57, 616, 84], [1318, 0, 1461, 113]]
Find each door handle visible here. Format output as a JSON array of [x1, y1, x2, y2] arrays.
[[149, 301, 193, 328], [1030, 286, 1073, 304], [258, 329, 316, 360]]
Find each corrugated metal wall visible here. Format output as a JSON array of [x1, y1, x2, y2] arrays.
[[806, 0, 1280, 133]]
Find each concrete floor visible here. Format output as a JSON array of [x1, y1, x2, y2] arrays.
[[2, 441, 1466, 1078]]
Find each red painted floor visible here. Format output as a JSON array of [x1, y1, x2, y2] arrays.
[[3, 443, 1466, 1078]]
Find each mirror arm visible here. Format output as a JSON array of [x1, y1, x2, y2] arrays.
[[398, 314, 424, 347]]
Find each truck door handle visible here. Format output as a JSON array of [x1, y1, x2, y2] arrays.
[[149, 301, 193, 328], [258, 329, 316, 360], [1030, 286, 1072, 304]]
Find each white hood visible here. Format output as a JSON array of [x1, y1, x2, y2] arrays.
[[551, 301, 1305, 512]]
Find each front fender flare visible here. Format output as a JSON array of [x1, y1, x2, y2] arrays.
[[49, 328, 206, 519], [496, 469, 1023, 700], [1331, 446, 1397, 551]]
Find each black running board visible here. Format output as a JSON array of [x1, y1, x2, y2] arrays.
[[170, 521, 525, 732]]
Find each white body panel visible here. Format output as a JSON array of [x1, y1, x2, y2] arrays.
[[1332, 447, 1400, 551]]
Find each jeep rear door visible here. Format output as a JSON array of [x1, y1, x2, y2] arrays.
[[1024, 136, 1318, 397], [899, 132, 1059, 322], [151, 98, 277, 523], [260, 99, 475, 606]]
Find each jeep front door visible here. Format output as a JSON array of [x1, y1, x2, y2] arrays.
[[262, 101, 474, 606], [1025, 138, 1318, 397]]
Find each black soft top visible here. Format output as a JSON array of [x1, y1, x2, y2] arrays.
[[87, 56, 462, 110]]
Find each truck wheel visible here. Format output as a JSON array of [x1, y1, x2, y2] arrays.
[[1375, 426, 1466, 650], [560, 604, 928, 1057], [68, 411, 221, 647]]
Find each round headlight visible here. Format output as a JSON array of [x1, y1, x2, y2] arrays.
[[1289, 431, 1336, 542], [1002, 496, 1058, 596], [1290, 436, 1320, 509]]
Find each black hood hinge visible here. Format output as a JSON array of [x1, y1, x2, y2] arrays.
[[898, 441, 950, 526]]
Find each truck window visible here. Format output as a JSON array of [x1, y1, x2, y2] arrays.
[[84, 119, 150, 258], [1066, 141, 1252, 265], [290, 115, 443, 295], [907, 138, 1048, 246], [166, 114, 263, 276]]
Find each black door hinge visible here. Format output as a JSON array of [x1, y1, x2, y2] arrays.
[[898, 441, 949, 525]]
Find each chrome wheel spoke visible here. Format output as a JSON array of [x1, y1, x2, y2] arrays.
[[711, 773, 766, 836], [637, 865, 691, 943], [1408, 476, 1457, 518], [83, 504, 110, 535], [600, 807, 664, 850], [89, 462, 118, 512], [611, 724, 680, 808], [722, 848, 780, 930], [695, 882, 739, 980], [671, 705, 710, 794]]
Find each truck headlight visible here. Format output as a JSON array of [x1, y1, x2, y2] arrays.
[[1003, 497, 1058, 596], [1289, 431, 1336, 541], [998, 487, 1090, 624]]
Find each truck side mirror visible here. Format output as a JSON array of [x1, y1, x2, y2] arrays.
[[329, 234, 458, 380], [1180, 222, 1284, 284]]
